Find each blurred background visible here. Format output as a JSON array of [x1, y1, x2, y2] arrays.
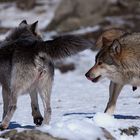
[[0, 0, 140, 41], [0, 0, 140, 34], [0, 0, 139, 73]]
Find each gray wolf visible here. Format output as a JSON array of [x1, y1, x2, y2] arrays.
[[0, 20, 44, 127], [0, 20, 92, 130], [85, 28, 140, 115]]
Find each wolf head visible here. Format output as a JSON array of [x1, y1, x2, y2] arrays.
[[85, 28, 128, 83], [6, 20, 42, 41], [85, 36, 124, 83]]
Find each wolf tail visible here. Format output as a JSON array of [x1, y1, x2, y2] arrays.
[[44, 35, 93, 60]]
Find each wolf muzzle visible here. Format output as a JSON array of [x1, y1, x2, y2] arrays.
[[85, 65, 101, 83]]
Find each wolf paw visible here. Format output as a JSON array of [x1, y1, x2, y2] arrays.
[[34, 116, 43, 126], [0, 124, 8, 131]]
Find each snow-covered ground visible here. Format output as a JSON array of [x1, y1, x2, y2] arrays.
[[0, 0, 140, 139], [0, 50, 140, 140], [0, 0, 60, 29]]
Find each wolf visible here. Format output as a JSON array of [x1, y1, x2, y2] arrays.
[[0, 20, 92, 130], [0, 20, 45, 127], [85, 28, 140, 115]]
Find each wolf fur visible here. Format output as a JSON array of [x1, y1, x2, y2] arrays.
[[0, 20, 44, 127], [95, 28, 126, 49], [85, 28, 140, 115], [0, 20, 92, 130]]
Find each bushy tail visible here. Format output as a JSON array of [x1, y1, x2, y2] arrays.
[[45, 35, 93, 60]]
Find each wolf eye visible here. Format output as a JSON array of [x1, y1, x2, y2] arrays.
[[98, 62, 102, 65]]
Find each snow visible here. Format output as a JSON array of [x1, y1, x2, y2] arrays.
[[94, 112, 120, 128], [70, 26, 101, 35], [0, 0, 60, 29], [38, 118, 105, 140]]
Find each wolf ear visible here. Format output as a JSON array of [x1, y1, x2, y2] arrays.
[[111, 40, 121, 55], [102, 37, 112, 46], [19, 20, 27, 26], [30, 21, 38, 33]]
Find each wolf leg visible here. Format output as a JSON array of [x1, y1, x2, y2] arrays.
[[2, 86, 10, 120], [0, 90, 18, 130], [0, 66, 36, 130], [38, 74, 53, 125], [104, 81, 123, 115], [29, 90, 43, 126]]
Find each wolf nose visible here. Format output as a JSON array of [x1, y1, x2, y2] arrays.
[[85, 72, 90, 78], [85, 72, 93, 81]]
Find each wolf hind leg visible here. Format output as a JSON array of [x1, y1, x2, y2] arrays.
[[0, 67, 37, 130], [0, 89, 18, 130], [38, 74, 53, 125], [2, 86, 11, 120], [29, 90, 43, 126], [104, 81, 123, 115]]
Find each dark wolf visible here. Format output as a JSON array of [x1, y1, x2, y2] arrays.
[[85, 28, 140, 115], [0, 20, 45, 127], [0, 20, 92, 130]]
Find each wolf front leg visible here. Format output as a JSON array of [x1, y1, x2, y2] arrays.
[[29, 90, 43, 126], [0, 91, 18, 130], [104, 81, 123, 115], [38, 74, 53, 125]]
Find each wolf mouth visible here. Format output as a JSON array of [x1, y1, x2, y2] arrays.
[[92, 75, 101, 82]]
